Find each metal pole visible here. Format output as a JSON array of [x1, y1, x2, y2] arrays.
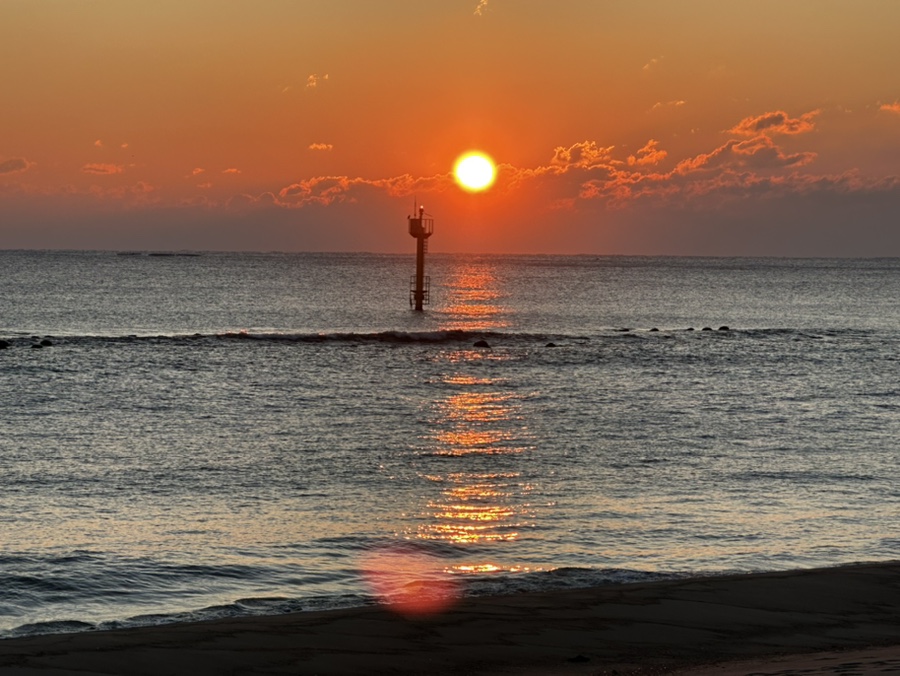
[[414, 232, 425, 311]]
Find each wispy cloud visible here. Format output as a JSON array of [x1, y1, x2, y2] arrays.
[[674, 136, 815, 175], [268, 173, 450, 209], [728, 109, 819, 136], [880, 102, 900, 114], [308, 143, 333, 151], [474, 0, 488, 16], [222, 168, 241, 175], [279, 176, 351, 204], [628, 140, 667, 167], [642, 57, 662, 72], [551, 141, 615, 170], [0, 157, 31, 175], [191, 168, 205, 176], [94, 139, 130, 150], [498, 109, 832, 209], [82, 163, 124, 175], [651, 100, 685, 111]]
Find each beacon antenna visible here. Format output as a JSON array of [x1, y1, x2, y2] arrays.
[[407, 203, 434, 311]]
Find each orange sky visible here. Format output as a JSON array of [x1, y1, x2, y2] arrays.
[[2, 0, 900, 255]]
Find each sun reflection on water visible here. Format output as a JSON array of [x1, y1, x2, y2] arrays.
[[415, 352, 536, 562], [365, 261, 540, 615], [438, 262, 510, 331], [428, 390, 525, 456], [442, 375, 493, 386], [361, 257, 542, 608], [420, 472, 525, 543]]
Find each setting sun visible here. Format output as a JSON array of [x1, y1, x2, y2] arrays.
[[454, 152, 496, 192]]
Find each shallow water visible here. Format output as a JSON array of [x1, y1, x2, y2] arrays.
[[1, 251, 899, 636]]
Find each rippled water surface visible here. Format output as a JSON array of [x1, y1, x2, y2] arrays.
[[1, 251, 899, 637]]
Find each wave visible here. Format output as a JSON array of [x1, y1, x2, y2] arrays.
[[0, 329, 561, 347], [1, 566, 697, 640], [0, 327, 878, 348], [218, 329, 550, 344], [6, 620, 95, 638], [464, 566, 696, 598]]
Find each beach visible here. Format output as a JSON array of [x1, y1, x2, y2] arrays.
[[1, 561, 899, 675]]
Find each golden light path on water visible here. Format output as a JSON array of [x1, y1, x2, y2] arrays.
[[363, 260, 538, 615], [438, 263, 509, 331], [421, 262, 536, 574], [415, 366, 538, 579]]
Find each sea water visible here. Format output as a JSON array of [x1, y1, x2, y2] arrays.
[[1, 251, 899, 637]]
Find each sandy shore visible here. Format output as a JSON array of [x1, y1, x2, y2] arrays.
[[1, 561, 899, 675]]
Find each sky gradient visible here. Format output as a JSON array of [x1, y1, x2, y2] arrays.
[[3, 0, 900, 255]]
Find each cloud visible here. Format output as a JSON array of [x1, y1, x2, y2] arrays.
[[474, 0, 488, 15], [192, 168, 205, 176], [222, 168, 241, 175], [94, 139, 131, 150], [675, 136, 815, 175], [308, 143, 333, 151], [0, 157, 31, 175], [728, 109, 819, 136], [277, 177, 337, 204], [82, 163, 124, 175], [880, 102, 900, 114], [731, 136, 816, 168], [551, 141, 615, 170], [306, 73, 329, 89], [278, 176, 352, 204], [651, 100, 685, 111], [501, 111, 827, 209], [642, 57, 661, 72], [628, 140, 667, 167], [499, 142, 617, 190], [576, 134, 819, 207], [274, 173, 450, 208]]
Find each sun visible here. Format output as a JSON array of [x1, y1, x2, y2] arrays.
[[454, 152, 496, 192]]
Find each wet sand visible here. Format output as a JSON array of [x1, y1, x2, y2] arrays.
[[1, 561, 899, 675]]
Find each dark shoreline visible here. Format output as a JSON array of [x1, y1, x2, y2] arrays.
[[2, 560, 900, 675]]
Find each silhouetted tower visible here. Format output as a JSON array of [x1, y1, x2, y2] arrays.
[[408, 204, 434, 311]]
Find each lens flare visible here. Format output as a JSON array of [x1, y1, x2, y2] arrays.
[[359, 544, 459, 617], [453, 152, 496, 192]]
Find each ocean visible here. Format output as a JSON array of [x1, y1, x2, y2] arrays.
[[1, 250, 899, 638]]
